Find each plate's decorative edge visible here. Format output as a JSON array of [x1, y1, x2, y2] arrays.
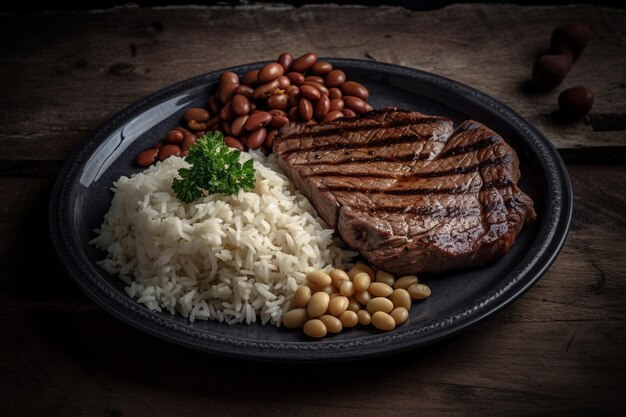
[[49, 59, 572, 361]]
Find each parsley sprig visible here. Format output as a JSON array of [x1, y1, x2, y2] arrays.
[[172, 132, 255, 203]]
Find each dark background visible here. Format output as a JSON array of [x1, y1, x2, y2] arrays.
[[2, 0, 624, 12]]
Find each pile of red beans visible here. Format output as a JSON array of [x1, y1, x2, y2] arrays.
[[136, 52, 373, 167]]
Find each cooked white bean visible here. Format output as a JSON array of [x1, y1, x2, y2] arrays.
[[368, 282, 393, 297], [389, 288, 411, 310], [294, 286, 311, 308], [375, 270, 395, 286], [371, 311, 396, 331], [320, 315, 343, 333], [366, 297, 394, 314], [408, 283, 431, 300], [390, 307, 409, 325], [282, 308, 308, 329], [394, 275, 419, 290], [307, 292, 330, 317], [307, 270, 332, 288], [303, 319, 327, 338]]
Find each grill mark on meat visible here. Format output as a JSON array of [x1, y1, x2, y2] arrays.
[[301, 155, 512, 179], [280, 117, 446, 141], [438, 136, 500, 158], [280, 133, 439, 156], [365, 195, 522, 216], [295, 153, 432, 167], [289, 136, 497, 167], [322, 179, 513, 195]]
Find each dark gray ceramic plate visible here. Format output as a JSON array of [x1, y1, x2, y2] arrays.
[[49, 59, 572, 362]]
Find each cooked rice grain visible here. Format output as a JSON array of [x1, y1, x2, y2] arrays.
[[90, 152, 355, 325]]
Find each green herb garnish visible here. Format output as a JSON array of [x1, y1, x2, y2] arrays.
[[172, 132, 255, 203]]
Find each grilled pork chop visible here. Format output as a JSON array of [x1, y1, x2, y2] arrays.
[[273, 108, 537, 274]]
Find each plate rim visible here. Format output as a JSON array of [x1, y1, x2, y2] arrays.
[[49, 58, 573, 362]]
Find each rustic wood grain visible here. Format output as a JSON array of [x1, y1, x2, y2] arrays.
[[1, 165, 625, 417], [1, 4, 625, 170]]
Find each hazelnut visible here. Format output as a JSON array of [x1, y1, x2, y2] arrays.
[[532, 54, 572, 91], [551, 22, 590, 63], [558, 86, 594, 119]]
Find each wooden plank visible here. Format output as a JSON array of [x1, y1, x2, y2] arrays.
[[1, 165, 625, 416], [0, 4, 625, 168]]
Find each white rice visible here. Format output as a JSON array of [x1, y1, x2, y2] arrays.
[[90, 152, 356, 326]]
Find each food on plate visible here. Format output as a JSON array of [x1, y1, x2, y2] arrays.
[[135, 52, 373, 166], [273, 108, 537, 275], [171, 132, 255, 203], [283, 263, 431, 338], [90, 142, 356, 325]]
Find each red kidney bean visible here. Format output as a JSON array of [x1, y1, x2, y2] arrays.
[[232, 94, 251, 116], [322, 110, 344, 122], [219, 102, 235, 121], [208, 95, 221, 114], [184, 108, 210, 122], [258, 63, 284, 83], [286, 85, 299, 96], [187, 119, 207, 131], [219, 83, 239, 104], [181, 134, 197, 151], [325, 70, 346, 88], [207, 115, 220, 130], [300, 84, 321, 101], [270, 113, 290, 128], [234, 84, 254, 99], [265, 129, 278, 148], [278, 52, 294, 72], [328, 88, 342, 100], [299, 98, 313, 121], [305, 119, 317, 125], [253, 79, 280, 100], [312, 61, 333, 75], [288, 91, 301, 107], [267, 94, 289, 110], [193, 130, 205, 137], [153, 142, 163, 150], [269, 109, 287, 117], [245, 111, 272, 131], [286, 72, 305, 86], [165, 129, 184, 144], [329, 98, 344, 112], [288, 106, 300, 121], [181, 150, 189, 157], [249, 102, 257, 113], [174, 126, 192, 135], [219, 71, 239, 87], [159, 144, 181, 161], [243, 70, 260, 86], [230, 115, 249, 136], [224, 136, 244, 151], [221, 120, 232, 135], [314, 95, 330, 119], [342, 109, 357, 118], [277, 75, 291, 90], [343, 96, 368, 113], [303, 81, 329, 96], [292, 52, 317, 72], [136, 148, 159, 167], [305, 75, 325, 84], [341, 81, 369, 100], [247, 127, 267, 149], [364, 103, 374, 112]]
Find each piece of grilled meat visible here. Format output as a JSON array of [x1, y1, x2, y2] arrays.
[[273, 108, 537, 274]]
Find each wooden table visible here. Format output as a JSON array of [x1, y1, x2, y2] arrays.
[[1, 4, 625, 416]]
